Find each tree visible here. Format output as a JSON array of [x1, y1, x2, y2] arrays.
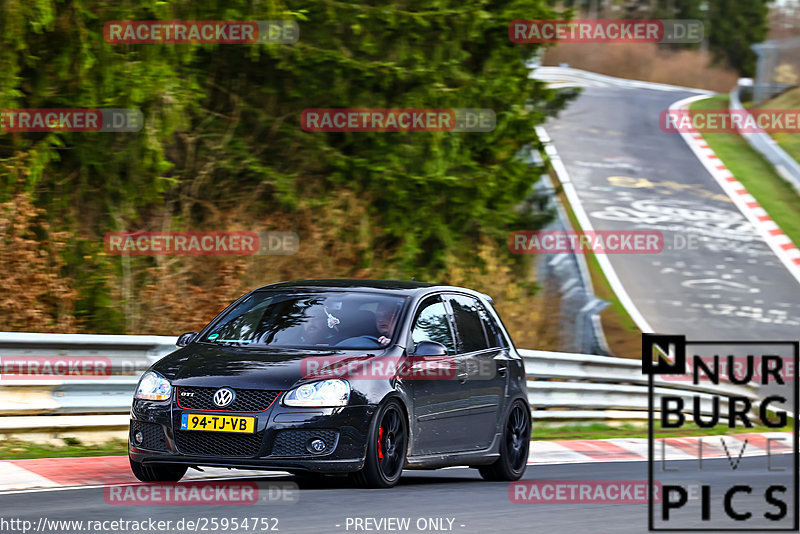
[[0, 0, 567, 332], [707, 0, 772, 76]]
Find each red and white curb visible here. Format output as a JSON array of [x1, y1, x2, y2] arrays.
[[531, 432, 793, 464], [670, 95, 800, 286], [0, 457, 285, 492], [0, 433, 791, 491]]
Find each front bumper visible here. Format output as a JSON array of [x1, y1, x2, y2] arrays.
[[129, 398, 377, 473]]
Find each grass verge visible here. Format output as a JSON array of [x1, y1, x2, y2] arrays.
[[532, 421, 791, 441], [0, 438, 128, 460], [690, 95, 800, 247]]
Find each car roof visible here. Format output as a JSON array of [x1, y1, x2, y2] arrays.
[[255, 279, 487, 300]]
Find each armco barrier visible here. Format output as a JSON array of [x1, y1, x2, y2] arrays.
[[730, 81, 800, 195], [0, 332, 176, 373], [521, 349, 760, 421], [0, 334, 764, 439], [0, 333, 175, 436], [531, 170, 610, 356]]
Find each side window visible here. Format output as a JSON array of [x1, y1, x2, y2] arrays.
[[411, 297, 456, 354], [475, 302, 508, 349], [448, 295, 490, 353]]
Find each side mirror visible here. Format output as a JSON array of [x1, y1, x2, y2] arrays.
[[176, 332, 199, 347], [412, 340, 447, 357]]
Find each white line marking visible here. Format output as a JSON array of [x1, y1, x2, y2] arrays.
[[536, 125, 654, 333]]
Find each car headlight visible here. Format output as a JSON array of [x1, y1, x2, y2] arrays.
[[135, 371, 172, 401], [283, 379, 350, 407]]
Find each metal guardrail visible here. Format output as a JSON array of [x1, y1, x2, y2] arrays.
[[0, 332, 176, 373], [521, 349, 759, 421], [0, 335, 760, 434], [0, 333, 176, 431], [531, 169, 610, 356], [730, 81, 800, 194]]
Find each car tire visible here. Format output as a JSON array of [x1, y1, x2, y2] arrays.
[[129, 457, 188, 482], [351, 399, 408, 489], [479, 400, 530, 481]]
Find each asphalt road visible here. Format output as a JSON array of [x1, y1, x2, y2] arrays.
[[0, 458, 795, 534], [545, 85, 800, 340]]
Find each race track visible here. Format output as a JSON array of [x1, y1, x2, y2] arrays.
[[0, 457, 795, 533], [544, 84, 800, 339]]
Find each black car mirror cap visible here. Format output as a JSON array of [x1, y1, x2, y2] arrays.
[[412, 340, 448, 357], [176, 332, 199, 347]]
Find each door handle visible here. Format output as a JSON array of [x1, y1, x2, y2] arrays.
[[457, 373, 468, 384], [497, 366, 507, 376]]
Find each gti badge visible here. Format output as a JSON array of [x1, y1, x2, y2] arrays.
[[213, 387, 235, 408]]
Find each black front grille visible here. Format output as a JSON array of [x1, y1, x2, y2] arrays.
[[176, 387, 281, 412], [270, 429, 339, 457], [131, 421, 168, 452], [175, 430, 265, 457]]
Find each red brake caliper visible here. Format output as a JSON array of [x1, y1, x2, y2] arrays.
[[377, 427, 384, 460]]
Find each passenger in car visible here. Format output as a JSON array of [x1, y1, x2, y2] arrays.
[[376, 301, 401, 346], [299, 310, 334, 345]]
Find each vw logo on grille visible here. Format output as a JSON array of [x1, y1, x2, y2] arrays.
[[213, 388, 235, 408]]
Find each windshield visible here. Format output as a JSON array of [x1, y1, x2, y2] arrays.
[[201, 291, 406, 349]]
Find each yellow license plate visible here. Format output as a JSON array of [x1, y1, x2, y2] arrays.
[[180, 413, 255, 433]]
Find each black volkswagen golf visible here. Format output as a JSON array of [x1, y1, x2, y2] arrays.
[[129, 280, 531, 488]]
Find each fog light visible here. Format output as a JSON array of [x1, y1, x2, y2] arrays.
[[133, 431, 143, 445], [307, 439, 326, 453]]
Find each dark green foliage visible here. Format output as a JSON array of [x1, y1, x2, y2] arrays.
[[707, 0, 771, 76], [0, 0, 567, 331]]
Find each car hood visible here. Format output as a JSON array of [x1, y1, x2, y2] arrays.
[[150, 344, 390, 390]]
